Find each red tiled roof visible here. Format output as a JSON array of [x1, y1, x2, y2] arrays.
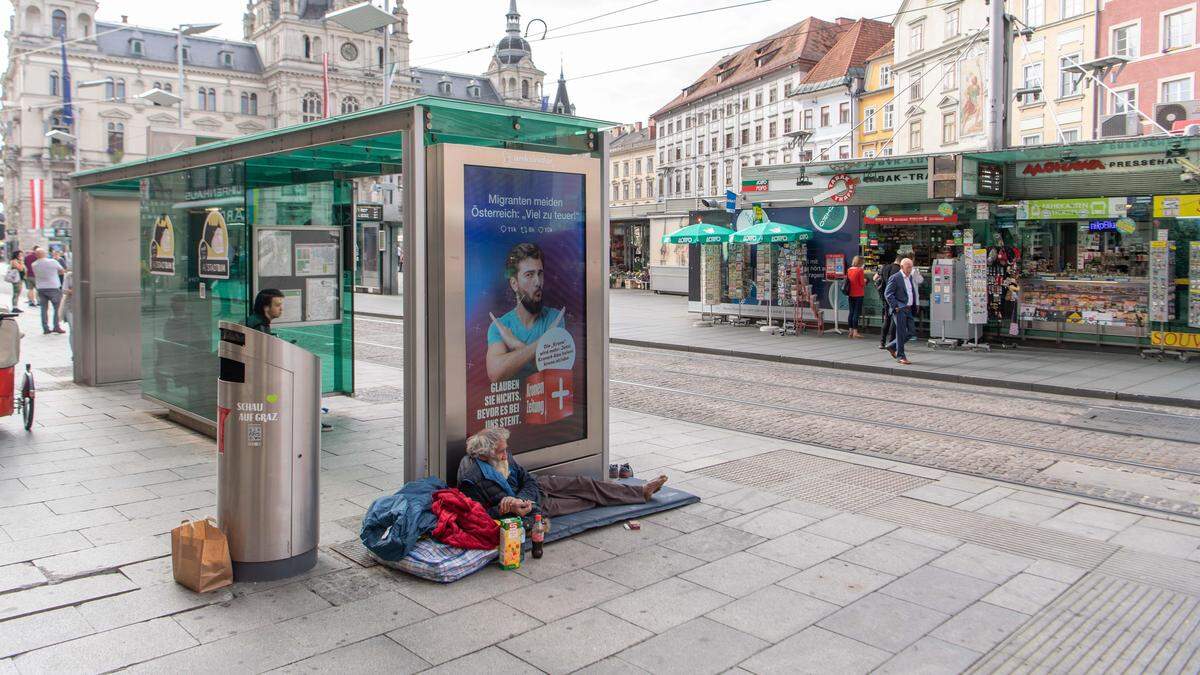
[[651, 17, 847, 119], [800, 19, 893, 85], [865, 38, 894, 63]]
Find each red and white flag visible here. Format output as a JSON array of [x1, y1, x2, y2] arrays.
[[322, 54, 330, 118], [29, 178, 44, 230]]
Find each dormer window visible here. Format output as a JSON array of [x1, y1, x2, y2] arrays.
[[177, 46, 190, 62], [129, 39, 144, 56], [220, 51, 233, 67], [755, 48, 780, 67], [438, 79, 452, 95], [466, 80, 481, 98]]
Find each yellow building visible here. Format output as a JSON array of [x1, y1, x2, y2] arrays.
[[857, 39, 895, 157]]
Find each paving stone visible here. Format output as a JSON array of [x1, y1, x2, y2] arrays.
[[701, 487, 788, 514], [388, 599, 542, 666], [513, 539, 613, 582], [707, 585, 838, 642], [747, 530, 852, 569], [500, 608, 652, 673], [837, 535, 942, 576], [953, 487, 1017, 512], [802, 512, 897, 545], [931, 543, 1033, 584], [740, 626, 891, 675], [0, 503, 54, 528], [34, 533, 168, 580], [677, 502, 741, 523], [79, 511, 192, 547], [0, 531, 92, 567], [1051, 503, 1143, 531], [600, 577, 731, 633], [619, 617, 768, 675], [118, 556, 175, 588], [1006, 490, 1077, 510], [881, 565, 996, 614], [497, 569, 628, 623], [389, 561, 534, 614], [420, 646, 541, 675], [679, 551, 796, 597], [0, 563, 46, 593], [1039, 516, 1119, 541], [773, 499, 841, 520], [0, 571, 136, 621], [639, 507, 718, 534], [818, 592, 951, 653], [931, 601, 1031, 653], [977, 497, 1064, 525], [115, 491, 216, 520], [575, 519, 683, 556], [1109, 524, 1200, 558], [1136, 516, 1200, 539], [1, 507, 127, 542], [270, 635, 429, 674], [0, 607, 95, 658], [77, 580, 232, 632], [723, 507, 816, 538], [666, 476, 743, 499], [902, 484, 975, 506], [659, 524, 765, 562], [80, 469, 182, 493], [586, 545, 705, 590], [44, 486, 158, 515], [1025, 559, 1088, 584], [983, 572, 1071, 615], [874, 636, 983, 675], [778, 558, 896, 606], [14, 616, 196, 673], [887, 527, 962, 552], [573, 656, 650, 674], [305, 566, 403, 606], [174, 584, 333, 643]]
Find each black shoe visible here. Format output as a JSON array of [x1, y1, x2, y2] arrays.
[[11, 308, 21, 314], [42, 330, 51, 335], [321, 422, 333, 432]]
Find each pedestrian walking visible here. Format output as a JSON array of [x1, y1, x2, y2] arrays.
[[846, 256, 866, 339], [61, 269, 75, 357], [873, 252, 900, 349], [883, 257, 919, 365], [5, 251, 24, 313], [23, 246, 40, 308], [30, 249, 66, 334]]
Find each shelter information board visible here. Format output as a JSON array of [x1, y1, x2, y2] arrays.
[[463, 164, 588, 452], [253, 226, 343, 327]]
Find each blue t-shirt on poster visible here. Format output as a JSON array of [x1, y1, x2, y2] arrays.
[[487, 306, 562, 350]]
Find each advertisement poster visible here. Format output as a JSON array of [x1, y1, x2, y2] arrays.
[[765, 207, 859, 310], [959, 52, 986, 138], [149, 215, 176, 276], [464, 165, 587, 452], [198, 208, 231, 279]]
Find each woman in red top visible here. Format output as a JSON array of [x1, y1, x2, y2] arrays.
[[845, 256, 866, 339]]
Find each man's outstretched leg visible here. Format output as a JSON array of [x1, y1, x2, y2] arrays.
[[539, 475, 668, 517]]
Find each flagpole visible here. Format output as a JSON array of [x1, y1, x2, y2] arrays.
[[323, 54, 330, 118]]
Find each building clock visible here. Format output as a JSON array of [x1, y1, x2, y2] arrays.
[[340, 42, 359, 61]]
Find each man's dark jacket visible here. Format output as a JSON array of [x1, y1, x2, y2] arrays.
[[456, 454, 542, 519]]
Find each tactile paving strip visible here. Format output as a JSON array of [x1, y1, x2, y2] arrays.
[[694, 450, 933, 512], [864, 497, 1119, 568], [970, 573, 1200, 674], [329, 539, 378, 568], [1097, 548, 1200, 597]]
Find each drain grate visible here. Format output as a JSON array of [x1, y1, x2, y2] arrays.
[[695, 450, 933, 512], [1068, 408, 1200, 444], [329, 539, 378, 568], [971, 573, 1200, 674]]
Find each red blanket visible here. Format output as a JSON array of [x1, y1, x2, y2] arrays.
[[431, 488, 499, 550]]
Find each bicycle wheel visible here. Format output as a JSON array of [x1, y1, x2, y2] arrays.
[[20, 365, 34, 431]]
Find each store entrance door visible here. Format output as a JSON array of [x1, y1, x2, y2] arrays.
[[358, 223, 381, 290]]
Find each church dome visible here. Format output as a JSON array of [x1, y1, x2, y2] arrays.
[[495, 35, 531, 64]]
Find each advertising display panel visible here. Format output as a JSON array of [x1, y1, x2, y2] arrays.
[[430, 144, 604, 479]]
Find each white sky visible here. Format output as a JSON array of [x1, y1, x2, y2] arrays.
[[2, 0, 900, 123]]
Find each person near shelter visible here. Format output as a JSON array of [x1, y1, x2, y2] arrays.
[[845, 256, 866, 339], [6, 251, 24, 313], [246, 288, 285, 335], [884, 257, 919, 365], [23, 246, 40, 308], [486, 243, 564, 384], [457, 427, 668, 519], [31, 249, 65, 335], [873, 252, 901, 349]]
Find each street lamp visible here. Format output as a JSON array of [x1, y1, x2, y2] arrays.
[[326, 1, 398, 105], [174, 22, 220, 128]]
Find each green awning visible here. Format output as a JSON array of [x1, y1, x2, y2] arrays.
[[730, 221, 813, 244], [662, 222, 735, 244]]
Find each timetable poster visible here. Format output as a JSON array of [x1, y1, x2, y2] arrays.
[[463, 165, 587, 452]]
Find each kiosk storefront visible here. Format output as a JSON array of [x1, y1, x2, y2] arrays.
[[73, 97, 613, 482]]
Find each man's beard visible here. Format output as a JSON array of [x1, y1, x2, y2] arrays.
[[518, 289, 543, 315], [490, 456, 510, 478]]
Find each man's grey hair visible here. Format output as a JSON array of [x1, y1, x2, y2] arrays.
[[465, 427, 510, 459]]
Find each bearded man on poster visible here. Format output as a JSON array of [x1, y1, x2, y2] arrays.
[[486, 242, 565, 383]]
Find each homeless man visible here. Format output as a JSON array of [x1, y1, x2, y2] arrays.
[[457, 428, 668, 518]]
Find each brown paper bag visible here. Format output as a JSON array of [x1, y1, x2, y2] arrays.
[[172, 518, 233, 593]]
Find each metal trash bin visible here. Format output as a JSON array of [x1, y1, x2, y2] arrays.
[[216, 320, 320, 581]]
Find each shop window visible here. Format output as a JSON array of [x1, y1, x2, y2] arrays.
[[1022, 63, 1043, 103], [1111, 88, 1136, 114], [909, 119, 922, 149], [880, 65, 892, 87], [1112, 24, 1139, 58], [1161, 77, 1193, 103], [1163, 9, 1194, 50], [864, 107, 876, 132], [944, 8, 959, 37], [839, 102, 850, 124], [942, 111, 957, 144], [51, 9, 66, 37], [1025, 0, 1044, 27], [1059, 54, 1082, 97]]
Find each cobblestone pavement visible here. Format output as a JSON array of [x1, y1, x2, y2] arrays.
[[3, 308, 1200, 672]]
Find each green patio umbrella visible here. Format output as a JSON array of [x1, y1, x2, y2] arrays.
[[730, 220, 813, 331], [661, 222, 736, 244]]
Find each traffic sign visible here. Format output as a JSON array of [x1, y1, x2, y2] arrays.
[[725, 190, 737, 212]]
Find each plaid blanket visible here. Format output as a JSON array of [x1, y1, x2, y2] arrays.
[[371, 537, 497, 583]]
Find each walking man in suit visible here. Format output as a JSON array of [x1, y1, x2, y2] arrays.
[[883, 257, 919, 365]]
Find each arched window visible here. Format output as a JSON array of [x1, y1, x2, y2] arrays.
[[51, 9, 67, 37], [302, 91, 323, 122], [340, 96, 359, 114], [104, 77, 115, 99], [312, 37, 322, 59], [163, 82, 172, 93], [240, 92, 250, 114], [249, 93, 258, 115], [107, 122, 125, 158], [521, 80, 530, 99], [23, 6, 41, 34], [303, 35, 311, 59], [507, 78, 516, 95], [207, 88, 216, 111], [49, 71, 59, 96], [77, 13, 90, 37], [377, 46, 384, 68], [115, 78, 126, 101], [198, 89, 207, 109]]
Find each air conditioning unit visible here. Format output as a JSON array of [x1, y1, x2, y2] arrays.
[[1099, 112, 1142, 138], [1154, 100, 1200, 133]]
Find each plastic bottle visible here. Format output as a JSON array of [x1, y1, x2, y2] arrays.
[[531, 514, 545, 559]]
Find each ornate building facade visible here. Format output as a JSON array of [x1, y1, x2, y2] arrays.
[[1, 0, 564, 249]]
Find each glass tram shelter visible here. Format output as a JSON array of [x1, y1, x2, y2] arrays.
[[72, 97, 612, 482]]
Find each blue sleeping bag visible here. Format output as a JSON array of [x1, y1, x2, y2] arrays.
[[360, 476, 447, 561]]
